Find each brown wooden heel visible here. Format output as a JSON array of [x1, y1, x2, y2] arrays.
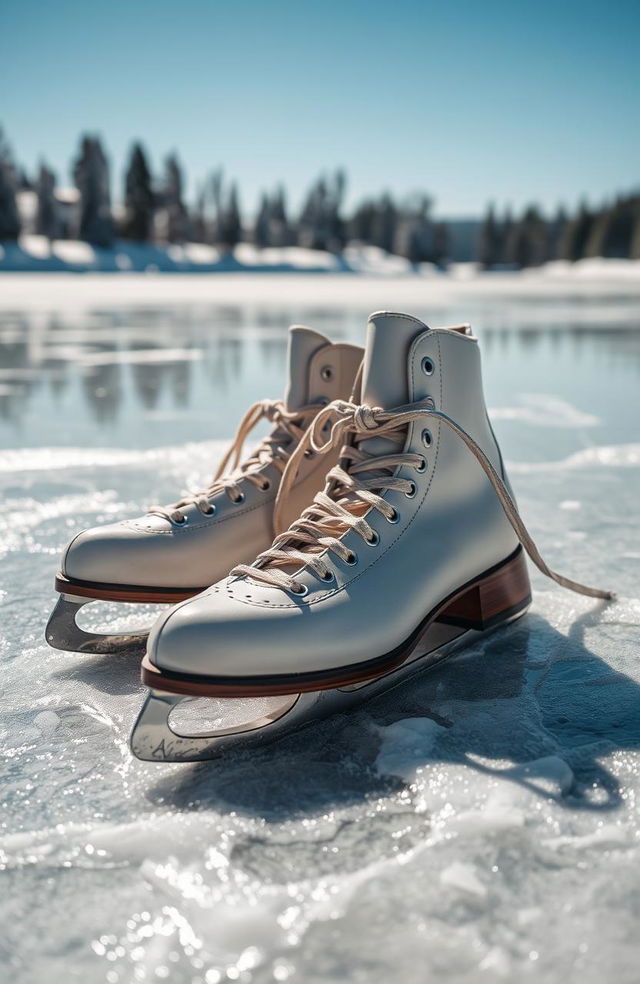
[[436, 547, 531, 631]]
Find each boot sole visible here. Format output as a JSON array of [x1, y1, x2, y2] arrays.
[[141, 545, 532, 698], [54, 573, 205, 604]]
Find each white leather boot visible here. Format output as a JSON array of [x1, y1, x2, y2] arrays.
[[132, 312, 612, 761], [46, 326, 363, 654]]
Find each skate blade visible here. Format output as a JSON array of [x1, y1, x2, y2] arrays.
[[45, 593, 152, 656], [130, 611, 527, 763], [130, 689, 302, 762]]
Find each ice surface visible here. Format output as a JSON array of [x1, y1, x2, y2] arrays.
[[1, 287, 640, 984]]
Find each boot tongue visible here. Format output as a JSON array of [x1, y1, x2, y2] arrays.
[[357, 311, 429, 465], [284, 325, 332, 412], [362, 311, 429, 410]]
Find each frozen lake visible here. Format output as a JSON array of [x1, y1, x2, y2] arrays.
[[1, 275, 640, 984]]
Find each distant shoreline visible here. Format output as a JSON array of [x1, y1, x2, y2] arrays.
[[1, 260, 639, 314]]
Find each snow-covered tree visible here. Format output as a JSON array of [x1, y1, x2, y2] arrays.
[[123, 143, 154, 242], [73, 135, 114, 248], [35, 162, 59, 241]]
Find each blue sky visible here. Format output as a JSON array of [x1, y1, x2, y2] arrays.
[[1, 0, 638, 217]]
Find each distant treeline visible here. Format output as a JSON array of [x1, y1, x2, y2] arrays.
[[0, 127, 639, 267]]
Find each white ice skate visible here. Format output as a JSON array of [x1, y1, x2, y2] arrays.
[[46, 326, 363, 655], [130, 313, 613, 762]]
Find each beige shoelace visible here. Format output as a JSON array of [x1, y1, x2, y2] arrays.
[[231, 398, 614, 601], [149, 398, 322, 524]]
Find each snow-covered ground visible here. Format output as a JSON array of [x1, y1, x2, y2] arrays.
[[1, 288, 640, 984], [1, 235, 639, 293]]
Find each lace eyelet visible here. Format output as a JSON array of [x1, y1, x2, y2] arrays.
[[386, 509, 400, 524], [320, 570, 335, 582], [345, 552, 358, 566], [365, 530, 380, 546], [173, 515, 187, 525], [421, 357, 435, 376], [259, 479, 271, 492], [320, 365, 334, 382], [233, 492, 246, 505], [405, 482, 417, 499], [415, 456, 427, 473], [290, 584, 308, 597], [304, 449, 315, 458], [421, 429, 432, 448]]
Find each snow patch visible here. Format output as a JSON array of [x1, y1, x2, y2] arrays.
[[439, 861, 487, 898], [375, 717, 446, 780]]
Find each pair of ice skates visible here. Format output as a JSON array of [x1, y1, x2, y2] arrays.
[[46, 312, 612, 762]]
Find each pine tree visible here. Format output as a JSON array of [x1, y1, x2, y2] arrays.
[[477, 203, 502, 268], [558, 201, 593, 262], [208, 168, 224, 244], [73, 135, 114, 248], [219, 182, 241, 251], [190, 184, 207, 243], [270, 185, 289, 246], [499, 207, 513, 265], [123, 143, 154, 242], [164, 153, 188, 243], [585, 195, 636, 258], [395, 195, 433, 265], [0, 127, 18, 184], [0, 161, 19, 241], [0, 128, 20, 241], [327, 169, 347, 252], [350, 199, 376, 243], [298, 177, 326, 250], [606, 197, 635, 257], [372, 193, 397, 254], [546, 205, 567, 261], [296, 171, 347, 252], [504, 206, 546, 268], [254, 192, 271, 248], [630, 199, 640, 260], [432, 221, 449, 268], [35, 162, 59, 241]]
